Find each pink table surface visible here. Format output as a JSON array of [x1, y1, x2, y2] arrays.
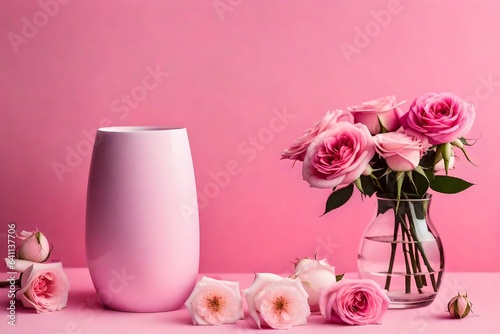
[[0, 269, 497, 334]]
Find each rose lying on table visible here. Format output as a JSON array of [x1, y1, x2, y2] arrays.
[[184, 256, 391, 329], [2, 228, 70, 314], [1, 262, 70, 313]]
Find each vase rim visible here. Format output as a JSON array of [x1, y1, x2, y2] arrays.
[[376, 194, 432, 201], [98, 126, 186, 133]]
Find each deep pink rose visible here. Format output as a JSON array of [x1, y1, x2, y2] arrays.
[[319, 279, 390, 325], [347, 95, 405, 134], [18, 262, 70, 313], [302, 122, 375, 189], [281, 110, 352, 161], [373, 131, 429, 171], [400, 92, 475, 145]]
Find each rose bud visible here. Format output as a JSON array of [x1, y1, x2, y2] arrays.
[[291, 257, 337, 312], [185, 276, 244, 325], [447, 292, 472, 319], [17, 230, 51, 263]]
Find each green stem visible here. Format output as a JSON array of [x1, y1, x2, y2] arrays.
[[384, 215, 400, 291], [400, 225, 412, 293], [400, 223, 423, 292], [415, 247, 427, 287], [406, 204, 439, 292]]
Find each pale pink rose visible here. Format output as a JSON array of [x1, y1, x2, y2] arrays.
[[243, 273, 310, 329], [319, 279, 390, 325], [400, 92, 475, 145], [291, 257, 336, 312], [347, 95, 406, 134], [185, 276, 244, 325], [373, 131, 429, 171], [302, 122, 375, 189], [18, 262, 70, 313], [281, 109, 353, 161], [4, 258, 40, 272], [17, 231, 51, 263]]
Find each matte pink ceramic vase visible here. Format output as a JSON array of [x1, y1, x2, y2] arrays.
[[85, 126, 199, 312]]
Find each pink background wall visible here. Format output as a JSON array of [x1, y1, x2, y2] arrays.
[[1, 0, 499, 274]]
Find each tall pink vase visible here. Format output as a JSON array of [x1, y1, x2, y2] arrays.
[[85, 126, 199, 312]]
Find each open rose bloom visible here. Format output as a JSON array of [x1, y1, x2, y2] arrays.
[[401, 92, 475, 145], [281, 109, 352, 161], [185, 276, 244, 325], [243, 273, 311, 329], [302, 122, 375, 189], [18, 262, 70, 313], [319, 279, 390, 325]]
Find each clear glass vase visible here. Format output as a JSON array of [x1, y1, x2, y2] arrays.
[[357, 195, 444, 309]]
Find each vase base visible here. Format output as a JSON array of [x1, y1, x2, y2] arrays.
[[387, 291, 436, 309]]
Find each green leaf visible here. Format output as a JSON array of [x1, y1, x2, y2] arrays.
[[358, 175, 378, 196], [336, 273, 345, 282], [430, 176, 474, 194], [323, 184, 354, 215], [412, 169, 429, 196]]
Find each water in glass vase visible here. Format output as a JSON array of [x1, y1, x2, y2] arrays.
[[357, 195, 444, 309]]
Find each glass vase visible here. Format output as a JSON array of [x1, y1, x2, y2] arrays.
[[357, 195, 444, 309]]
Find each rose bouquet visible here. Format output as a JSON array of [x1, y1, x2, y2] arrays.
[[282, 93, 475, 302]]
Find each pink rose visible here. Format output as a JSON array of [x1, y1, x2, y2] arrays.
[[302, 122, 375, 189], [5, 231, 52, 272], [184, 276, 244, 325], [373, 131, 429, 171], [18, 262, 70, 313], [17, 230, 51, 263], [400, 92, 475, 145], [281, 109, 353, 161], [243, 273, 310, 329], [319, 279, 390, 325], [347, 95, 406, 134], [291, 257, 336, 312]]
